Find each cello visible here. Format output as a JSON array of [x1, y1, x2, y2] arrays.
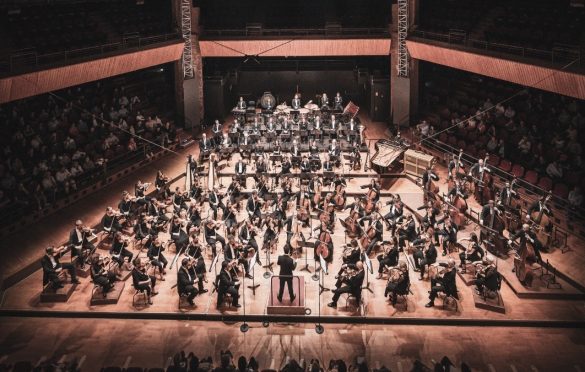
[[315, 228, 331, 261], [333, 183, 346, 210], [343, 208, 362, 238]]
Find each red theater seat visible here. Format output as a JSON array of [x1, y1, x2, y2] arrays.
[[552, 183, 569, 199], [487, 155, 500, 167], [537, 176, 553, 192], [523, 170, 539, 186], [498, 159, 512, 173], [511, 164, 525, 178]]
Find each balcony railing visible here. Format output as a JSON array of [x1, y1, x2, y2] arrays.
[[410, 29, 583, 68], [200, 27, 390, 39], [0, 32, 181, 77]]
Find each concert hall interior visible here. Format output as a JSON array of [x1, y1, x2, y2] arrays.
[[0, 0, 584, 371]]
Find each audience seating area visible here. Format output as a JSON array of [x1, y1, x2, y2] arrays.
[[419, 64, 584, 213], [0, 64, 177, 229], [0, 350, 472, 372], [0, 1, 173, 56], [418, 0, 585, 50]]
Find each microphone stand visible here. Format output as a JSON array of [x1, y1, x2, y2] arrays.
[[315, 267, 324, 334], [240, 272, 249, 333]]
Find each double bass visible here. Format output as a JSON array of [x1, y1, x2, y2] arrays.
[[484, 204, 507, 256], [513, 237, 537, 287], [474, 154, 494, 204], [530, 193, 553, 251]]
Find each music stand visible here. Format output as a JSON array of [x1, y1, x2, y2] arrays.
[[209, 250, 221, 279], [361, 251, 374, 293], [247, 251, 260, 295], [299, 239, 313, 273], [263, 240, 275, 278], [318, 254, 330, 294]]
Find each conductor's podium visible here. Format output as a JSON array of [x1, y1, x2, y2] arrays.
[[267, 275, 308, 315]]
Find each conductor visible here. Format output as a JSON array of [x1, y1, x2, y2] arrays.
[[277, 245, 297, 303]]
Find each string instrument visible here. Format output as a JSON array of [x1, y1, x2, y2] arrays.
[[350, 150, 361, 171], [333, 183, 346, 210], [343, 208, 361, 238], [339, 265, 358, 281], [289, 218, 304, 257], [315, 229, 331, 259], [363, 189, 377, 215], [297, 193, 311, 223], [359, 217, 379, 251], [513, 238, 537, 286], [530, 193, 553, 250], [428, 264, 446, 280], [312, 178, 323, 208], [453, 148, 465, 179], [387, 267, 403, 283], [474, 154, 494, 203]]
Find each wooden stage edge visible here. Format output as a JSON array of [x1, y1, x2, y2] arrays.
[[0, 308, 583, 328]]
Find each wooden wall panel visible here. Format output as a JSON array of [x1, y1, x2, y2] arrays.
[[0, 42, 185, 103], [200, 38, 391, 57], [406, 40, 585, 100]]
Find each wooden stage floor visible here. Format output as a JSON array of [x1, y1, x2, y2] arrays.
[[1, 115, 584, 326]]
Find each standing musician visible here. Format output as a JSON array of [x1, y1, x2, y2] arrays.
[[169, 216, 189, 252], [468, 157, 491, 204], [42, 246, 80, 290], [91, 255, 117, 294], [211, 120, 223, 146], [384, 261, 409, 306], [413, 233, 437, 280], [508, 223, 543, 262], [239, 219, 261, 264], [327, 261, 365, 309], [68, 219, 95, 268], [292, 94, 301, 110], [458, 233, 484, 273], [447, 151, 464, 181], [177, 257, 198, 306], [190, 254, 208, 295], [425, 258, 458, 307], [208, 187, 225, 220], [131, 257, 158, 304], [277, 245, 297, 303], [101, 206, 122, 235], [216, 260, 241, 308], [224, 235, 253, 279], [204, 219, 226, 256], [110, 232, 133, 266], [527, 194, 552, 223], [334, 92, 343, 111], [147, 237, 168, 278], [376, 240, 399, 279], [479, 199, 499, 243], [499, 180, 519, 208], [473, 255, 499, 295]]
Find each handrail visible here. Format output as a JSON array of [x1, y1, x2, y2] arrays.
[[200, 26, 390, 39], [0, 32, 181, 76], [410, 29, 583, 67], [414, 131, 584, 219]]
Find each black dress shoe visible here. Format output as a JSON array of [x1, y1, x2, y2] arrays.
[[327, 302, 337, 308], [200, 289, 209, 294], [277, 297, 283, 303], [290, 295, 296, 302], [245, 274, 253, 279], [234, 304, 242, 308], [425, 301, 434, 308]]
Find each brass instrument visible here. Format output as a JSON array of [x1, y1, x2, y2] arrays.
[[428, 263, 446, 280], [387, 267, 403, 283]]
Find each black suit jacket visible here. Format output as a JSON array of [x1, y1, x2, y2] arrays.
[[424, 244, 438, 264], [349, 270, 365, 293], [177, 267, 194, 293], [218, 269, 236, 292], [439, 269, 457, 297], [235, 162, 246, 174], [41, 255, 60, 284], [277, 254, 296, 276]]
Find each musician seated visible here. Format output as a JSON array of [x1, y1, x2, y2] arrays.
[[239, 131, 253, 148], [110, 232, 133, 266], [300, 156, 311, 173], [473, 255, 499, 295], [208, 187, 226, 220], [458, 233, 484, 273], [359, 214, 384, 256], [246, 191, 262, 222], [236, 96, 246, 110], [234, 159, 246, 177], [132, 257, 157, 304], [383, 196, 404, 230], [155, 170, 172, 199], [118, 191, 134, 219], [421, 167, 439, 195], [178, 258, 199, 305], [220, 132, 232, 149], [291, 94, 301, 110], [418, 200, 440, 227], [376, 240, 399, 279], [101, 207, 122, 235], [384, 261, 409, 306], [68, 219, 95, 268], [508, 223, 543, 262], [425, 258, 458, 307], [397, 214, 416, 251], [266, 118, 276, 133], [200, 133, 213, 154], [334, 92, 343, 111], [341, 239, 361, 266], [361, 179, 380, 202], [169, 216, 189, 252], [134, 213, 155, 247], [323, 154, 334, 173], [147, 237, 168, 278], [148, 198, 171, 228], [172, 188, 189, 212], [134, 179, 150, 207], [281, 155, 292, 176], [328, 139, 341, 157], [320, 93, 330, 110], [42, 246, 80, 290], [216, 260, 241, 308], [438, 218, 458, 256], [91, 255, 116, 294], [211, 120, 223, 143], [327, 261, 365, 308], [204, 219, 226, 256], [413, 234, 437, 280], [191, 255, 208, 294], [239, 219, 260, 264]]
